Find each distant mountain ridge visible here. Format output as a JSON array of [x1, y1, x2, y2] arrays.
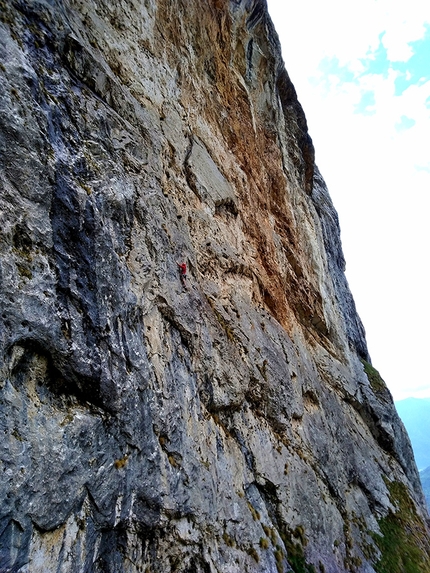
[[395, 397, 430, 470], [420, 466, 430, 509]]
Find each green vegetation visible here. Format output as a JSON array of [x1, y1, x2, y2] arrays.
[[16, 263, 32, 279], [280, 528, 316, 573], [292, 525, 307, 547], [167, 454, 181, 468], [274, 545, 284, 573], [213, 307, 236, 342], [361, 359, 387, 394], [114, 455, 128, 469], [247, 546, 260, 562], [222, 531, 235, 547], [206, 296, 237, 342], [258, 524, 317, 573], [257, 359, 268, 381], [247, 501, 261, 521], [372, 479, 430, 573]]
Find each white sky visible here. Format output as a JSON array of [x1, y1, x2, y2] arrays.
[[267, 0, 430, 401]]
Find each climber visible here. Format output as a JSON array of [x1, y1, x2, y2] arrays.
[[177, 261, 187, 287]]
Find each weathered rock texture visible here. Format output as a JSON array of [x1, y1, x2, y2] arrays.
[[0, 1, 429, 572]]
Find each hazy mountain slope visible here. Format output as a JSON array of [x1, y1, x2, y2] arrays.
[[421, 466, 430, 509], [396, 398, 430, 470]]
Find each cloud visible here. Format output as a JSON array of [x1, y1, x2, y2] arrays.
[[309, 24, 430, 121], [354, 90, 376, 115], [360, 34, 390, 77], [395, 115, 416, 131], [318, 57, 357, 83], [302, 18, 430, 171], [381, 9, 429, 62], [393, 24, 430, 94], [416, 164, 430, 173], [356, 24, 430, 96]]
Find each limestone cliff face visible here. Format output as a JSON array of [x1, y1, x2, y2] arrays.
[[0, 1, 429, 572]]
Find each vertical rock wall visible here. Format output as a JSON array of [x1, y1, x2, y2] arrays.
[[0, 1, 429, 571]]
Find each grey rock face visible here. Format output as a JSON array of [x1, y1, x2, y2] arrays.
[[0, 1, 429, 572]]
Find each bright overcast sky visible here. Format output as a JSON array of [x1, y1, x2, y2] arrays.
[[266, 0, 430, 401]]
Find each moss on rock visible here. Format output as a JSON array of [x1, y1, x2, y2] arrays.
[[361, 359, 388, 394], [372, 479, 430, 573]]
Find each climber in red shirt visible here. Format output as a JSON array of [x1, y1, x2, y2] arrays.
[[177, 261, 187, 287]]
